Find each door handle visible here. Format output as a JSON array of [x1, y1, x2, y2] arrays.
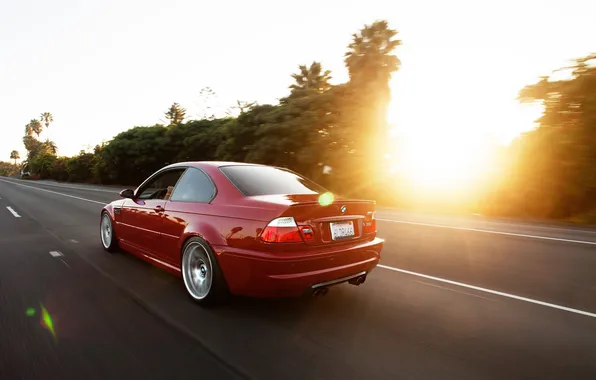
[[154, 205, 165, 213]]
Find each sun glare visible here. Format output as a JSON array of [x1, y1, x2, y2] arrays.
[[386, 56, 543, 194], [389, 133, 495, 191]]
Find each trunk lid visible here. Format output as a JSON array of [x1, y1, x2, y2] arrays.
[[247, 194, 377, 246]]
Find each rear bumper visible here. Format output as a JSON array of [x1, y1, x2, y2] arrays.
[[214, 237, 383, 298]]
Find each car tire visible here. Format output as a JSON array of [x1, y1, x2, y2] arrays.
[[100, 211, 118, 253], [181, 237, 228, 306]]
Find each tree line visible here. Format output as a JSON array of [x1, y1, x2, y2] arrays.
[[482, 54, 596, 222], [6, 20, 401, 203], [3, 20, 596, 222]]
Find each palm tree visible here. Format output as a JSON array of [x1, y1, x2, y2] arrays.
[[42, 140, 58, 155], [164, 103, 186, 125], [344, 21, 401, 166], [40, 112, 53, 140], [25, 119, 42, 137], [10, 150, 19, 165], [290, 62, 332, 93], [344, 20, 401, 87]]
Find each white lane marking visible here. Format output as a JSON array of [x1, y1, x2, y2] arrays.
[[415, 281, 499, 302], [69, 239, 79, 244], [2, 178, 118, 193], [6, 206, 21, 218], [378, 212, 596, 235], [377, 218, 596, 245], [49, 251, 64, 257], [0, 179, 105, 205], [59, 258, 71, 268], [379, 264, 596, 318]]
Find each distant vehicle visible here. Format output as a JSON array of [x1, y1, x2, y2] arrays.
[[100, 162, 383, 305]]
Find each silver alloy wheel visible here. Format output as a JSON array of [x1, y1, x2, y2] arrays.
[[182, 242, 213, 300], [101, 213, 113, 248]]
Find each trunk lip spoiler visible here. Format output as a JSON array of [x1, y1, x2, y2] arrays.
[[309, 215, 365, 223]]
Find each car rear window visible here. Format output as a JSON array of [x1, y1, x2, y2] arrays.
[[220, 165, 327, 196]]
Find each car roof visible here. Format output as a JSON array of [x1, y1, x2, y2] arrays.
[[164, 161, 267, 169]]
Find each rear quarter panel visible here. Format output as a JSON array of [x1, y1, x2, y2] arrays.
[[162, 201, 280, 265]]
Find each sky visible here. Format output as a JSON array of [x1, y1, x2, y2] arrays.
[[1, 0, 595, 160]]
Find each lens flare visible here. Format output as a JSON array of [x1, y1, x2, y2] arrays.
[[25, 307, 36, 317], [40, 303, 56, 340], [318, 192, 335, 206]]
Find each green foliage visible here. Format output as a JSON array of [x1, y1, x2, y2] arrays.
[[95, 125, 170, 184], [486, 54, 596, 219], [51, 157, 69, 182], [23, 135, 43, 159], [67, 151, 95, 182], [40, 112, 53, 129], [344, 21, 402, 172], [0, 162, 19, 177], [14, 24, 596, 223], [29, 153, 57, 179], [289, 62, 332, 95], [345, 20, 401, 88], [25, 119, 42, 137], [165, 103, 186, 125], [10, 150, 20, 164], [20, 21, 402, 202]]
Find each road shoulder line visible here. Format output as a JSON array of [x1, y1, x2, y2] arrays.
[[379, 264, 596, 319], [0, 179, 106, 205], [377, 218, 596, 245]]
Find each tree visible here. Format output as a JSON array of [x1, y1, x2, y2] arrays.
[[216, 104, 276, 162], [10, 150, 19, 165], [164, 103, 186, 125], [226, 100, 256, 117], [97, 125, 170, 184], [42, 140, 58, 155], [40, 112, 54, 132], [0, 162, 19, 176], [196, 87, 218, 120], [491, 53, 596, 219], [29, 152, 57, 179], [25, 119, 42, 137], [344, 20, 401, 88], [289, 62, 332, 94], [67, 151, 96, 182], [11, 21, 406, 205], [22, 135, 43, 158], [343, 20, 401, 172]]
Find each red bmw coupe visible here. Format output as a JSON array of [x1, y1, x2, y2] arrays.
[[100, 162, 383, 304]]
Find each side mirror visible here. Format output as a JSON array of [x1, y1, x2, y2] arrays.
[[119, 189, 135, 199]]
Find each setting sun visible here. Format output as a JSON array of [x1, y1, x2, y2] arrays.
[[386, 50, 544, 192], [389, 133, 495, 190]]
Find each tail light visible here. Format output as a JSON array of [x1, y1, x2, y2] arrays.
[[261, 217, 304, 243], [363, 211, 377, 234]]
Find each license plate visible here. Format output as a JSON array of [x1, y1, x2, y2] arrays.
[[330, 221, 355, 240]]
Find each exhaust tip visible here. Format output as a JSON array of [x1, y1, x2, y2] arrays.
[[312, 287, 329, 297], [348, 275, 366, 286]]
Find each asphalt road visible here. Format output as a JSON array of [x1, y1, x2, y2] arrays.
[[1, 177, 596, 379]]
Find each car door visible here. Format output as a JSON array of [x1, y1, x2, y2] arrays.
[[162, 167, 217, 265], [120, 168, 186, 257]]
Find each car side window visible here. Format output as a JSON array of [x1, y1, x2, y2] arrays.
[[169, 168, 215, 203], [137, 169, 185, 200]]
